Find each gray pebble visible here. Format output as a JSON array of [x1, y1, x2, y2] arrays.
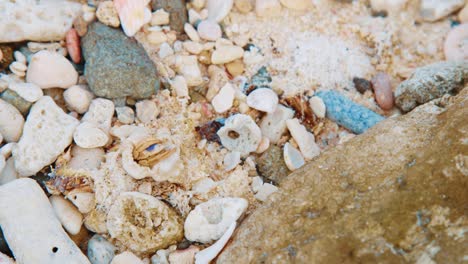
[[87, 234, 116, 264]]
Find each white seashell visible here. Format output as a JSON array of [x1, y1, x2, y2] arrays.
[[184, 197, 247, 243], [217, 114, 262, 157], [114, 0, 152, 37], [246, 88, 279, 113], [283, 142, 305, 171], [309, 96, 326, 118], [212, 82, 235, 113], [195, 222, 236, 264], [206, 0, 234, 22], [121, 141, 152, 180], [8, 82, 43, 102], [49, 195, 83, 235], [223, 151, 241, 171], [286, 118, 320, 160]]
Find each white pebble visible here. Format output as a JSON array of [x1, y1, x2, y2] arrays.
[[49, 195, 83, 235], [0, 157, 18, 185], [82, 98, 115, 133], [63, 85, 94, 114], [183, 41, 204, 55], [66, 190, 95, 214], [188, 9, 202, 24], [217, 114, 262, 157], [286, 118, 320, 160], [255, 136, 270, 154], [171, 75, 189, 98], [158, 42, 174, 59], [309, 96, 326, 118], [212, 83, 235, 113], [254, 183, 278, 202], [184, 197, 247, 243], [197, 20, 222, 41], [0, 99, 24, 143], [174, 55, 203, 86], [136, 100, 159, 123], [26, 50, 78, 89], [223, 151, 241, 171], [13, 51, 27, 65], [148, 31, 168, 45], [9, 61, 27, 77], [251, 176, 263, 193], [256, 0, 282, 17], [74, 122, 109, 148], [184, 23, 200, 42], [207, 0, 234, 22], [283, 142, 305, 171], [115, 106, 135, 124], [111, 251, 145, 264], [151, 9, 170, 26], [211, 45, 244, 64], [246, 88, 278, 113], [8, 82, 43, 102]]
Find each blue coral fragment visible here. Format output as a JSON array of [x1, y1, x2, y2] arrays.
[[316, 90, 385, 134]]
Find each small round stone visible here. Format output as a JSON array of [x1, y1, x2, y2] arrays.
[[87, 235, 116, 264], [283, 142, 305, 171], [115, 106, 135, 124], [96, 1, 120, 27], [135, 100, 159, 123], [246, 88, 279, 113], [63, 85, 94, 114], [73, 122, 109, 148], [197, 20, 222, 41], [309, 96, 326, 118], [49, 195, 83, 235]]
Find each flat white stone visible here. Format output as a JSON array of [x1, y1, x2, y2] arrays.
[[26, 50, 78, 89], [260, 104, 294, 143], [63, 85, 94, 114], [136, 100, 159, 123], [207, 0, 233, 22], [211, 45, 244, 64], [184, 197, 247, 243], [13, 96, 79, 176], [212, 83, 235, 113], [246, 88, 278, 113], [74, 122, 109, 148], [0, 99, 24, 143], [309, 96, 326, 118], [0, 0, 82, 42], [49, 195, 83, 235], [283, 142, 305, 171], [0, 179, 90, 264], [184, 23, 200, 42], [8, 82, 43, 102], [286, 118, 320, 160]]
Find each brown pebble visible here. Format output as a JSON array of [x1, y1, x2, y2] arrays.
[[353, 77, 372, 94], [225, 59, 245, 76], [371, 72, 394, 110]]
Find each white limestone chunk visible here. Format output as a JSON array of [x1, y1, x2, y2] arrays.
[[13, 96, 79, 176], [0, 178, 90, 264], [184, 197, 247, 243]]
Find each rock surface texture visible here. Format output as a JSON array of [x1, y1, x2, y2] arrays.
[[219, 88, 468, 263], [82, 22, 159, 99], [395, 61, 467, 112]]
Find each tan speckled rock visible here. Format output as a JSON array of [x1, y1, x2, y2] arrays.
[[107, 192, 184, 253], [219, 89, 468, 263]]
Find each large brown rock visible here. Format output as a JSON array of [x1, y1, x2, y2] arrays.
[[218, 89, 468, 263]]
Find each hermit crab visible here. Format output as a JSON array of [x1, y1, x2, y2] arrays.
[[132, 137, 176, 167]]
